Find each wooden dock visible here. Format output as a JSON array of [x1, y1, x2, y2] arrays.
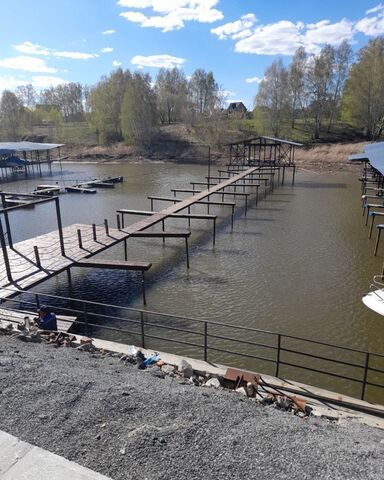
[[0, 166, 273, 301]]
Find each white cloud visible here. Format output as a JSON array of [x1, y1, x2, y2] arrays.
[[118, 0, 223, 32], [211, 14, 257, 40], [366, 3, 384, 14], [12, 41, 98, 60], [0, 56, 57, 73], [235, 20, 303, 56], [245, 76, 263, 84], [131, 54, 186, 68], [213, 14, 355, 56], [356, 12, 384, 36], [101, 47, 114, 53], [0, 76, 26, 90], [113, 60, 122, 67], [31, 76, 67, 88], [304, 19, 354, 46], [13, 41, 50, 56], [0, 74, 67, 91], [102, 29, 116, 35], [54, 51, 98, 59]]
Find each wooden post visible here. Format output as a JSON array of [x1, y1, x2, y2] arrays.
[[213, 217, 216, 246], [124, 239, 128, 261], [92, 223, 97, 241], [116, 214, 121, 230], [162, 219, 165, 245], [104, 219, 109, 236], [292, 165, 296, 185]]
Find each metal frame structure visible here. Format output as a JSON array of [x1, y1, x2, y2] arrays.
[[226, 136, 303, 167]]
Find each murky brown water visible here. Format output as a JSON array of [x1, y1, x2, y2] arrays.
[[5, 162, 384, 401]]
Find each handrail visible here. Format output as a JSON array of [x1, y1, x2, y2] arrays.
[[2, 288, 383, 403], [3, 285, 383, 358]]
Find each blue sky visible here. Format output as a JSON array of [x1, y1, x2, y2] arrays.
[[0, 1, 382, 108]]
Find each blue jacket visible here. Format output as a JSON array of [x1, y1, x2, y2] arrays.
[[38, 312, 57, 331]]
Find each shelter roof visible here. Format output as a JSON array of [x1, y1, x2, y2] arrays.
[[224, 136, 303, 147], [0, 141, 64, 154], [349, 142, 384, 174]]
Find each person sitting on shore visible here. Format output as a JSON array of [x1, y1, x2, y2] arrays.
[[36, 306, 57, 331]]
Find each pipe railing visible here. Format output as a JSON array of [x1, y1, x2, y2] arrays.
[[2, 286, 383, 403]]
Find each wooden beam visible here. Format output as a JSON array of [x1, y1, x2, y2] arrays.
[[129, 231, 191, 238], [74, 259, 152, 271], [148, 195, 236, 207], [117, 209, 217, 221]]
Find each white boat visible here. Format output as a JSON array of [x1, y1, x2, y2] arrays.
[[363, 276, 384, 315]]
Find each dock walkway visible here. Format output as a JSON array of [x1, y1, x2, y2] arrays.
[[0, 167, 262, 299]]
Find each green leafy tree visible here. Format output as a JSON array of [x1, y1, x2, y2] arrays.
[[343, 38, 384, 139]]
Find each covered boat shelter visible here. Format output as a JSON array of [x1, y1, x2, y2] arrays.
[[225, 136, 303, 167], [225, 136, 303, 185], [0, 141, 65, 179]]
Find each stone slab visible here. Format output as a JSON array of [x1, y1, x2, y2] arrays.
[[0, 430, 111, 480]]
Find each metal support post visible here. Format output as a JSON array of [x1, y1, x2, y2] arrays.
[[141, 271, 147, 305], [185, 237, 190, 269], [0, 217, 12, 283], [34, 246, 41, 268], [77, 229, 83, 249], [55, 197, 65, 257], [140, 311, 145, 348]]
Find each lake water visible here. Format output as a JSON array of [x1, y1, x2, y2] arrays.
[[4, 161, 384, 401]]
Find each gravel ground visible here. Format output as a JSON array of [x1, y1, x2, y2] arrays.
[[0, 337, 383, 480]]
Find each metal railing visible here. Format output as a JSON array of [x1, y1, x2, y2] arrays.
[[1, 286, 383, 403]]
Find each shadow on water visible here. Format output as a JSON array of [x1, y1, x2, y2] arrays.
[[294, 181, 347, 189]]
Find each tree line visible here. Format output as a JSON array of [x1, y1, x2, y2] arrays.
[[2, 37, 384, 144], [255, 37, 384, 140], [0, 67, 221, 144]]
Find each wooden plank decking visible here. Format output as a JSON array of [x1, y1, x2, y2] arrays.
[[0, 167, 261, 299]]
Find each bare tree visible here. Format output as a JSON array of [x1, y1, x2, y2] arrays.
[[15, 84, 36, 109], [256, 59, 288, 137], [327, 40, 353, 132], [288, 47, 307, 129], [155, 68, 188, 124], [307, 45, 335, 139], [0, 90, 24, 140], [188, 69, 219, 115]]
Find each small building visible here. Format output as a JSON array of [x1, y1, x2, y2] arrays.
[[227, 102, 248, 117]]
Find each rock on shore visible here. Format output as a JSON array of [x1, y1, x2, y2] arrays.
[[0, 337, 383, 480]]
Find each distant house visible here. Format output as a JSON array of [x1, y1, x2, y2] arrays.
[[227, 102, 248, 117]]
